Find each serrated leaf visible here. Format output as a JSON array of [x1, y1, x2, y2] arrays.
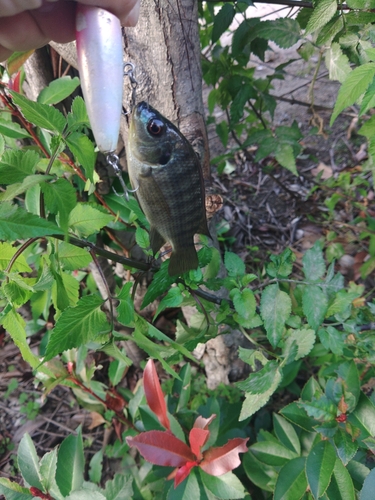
[[237, 360, 279, 393], [11, 91, 66, 133], [116, 282, 134, 326], [41, 179, 77, 232], [318, 326, 345, 355], [66, 132, 96, 182], [325, 43, 352, 83], [40, 449, 58, 494], [38, 76, 80, 105], [135, 226, 150, 249], [68, 203, 113, 237], [0, 242, 31, 272], [88, 450, 103, 484], [154, 287, 183, 320], [2, 308, 40, 369], [302, 241, 325, 281], [316, 16, 344, 45], [333, 429, 358, 465], [55, 428, 84, 496], [224, 251, 245, 277], [306, 440, 336, 499], [305, 0, 338, 34], [44, 295, 109, 361], [299, 395, 337, 421], [260, 284, 291, 347], [0, 118, 31, 139], [230, 84, 254, 123], [212, 4, 235, 43], [0, 149, 39, 184], [255, 18, 300, 48], [359, 77, 375, 116], [275, 143, 298, 175], [18, 434, 43, 490], [239, 368, 282, 420], [0, 202, 63, 240], [0, 478, 31, 499], [231, 288, 256, 327], [284, 328, 316, 360], [67, 96, 90, 132], [141, 260, 175, 309], [104, 473, 133, 500], [302, 285, 328, 330], [58, 241, 92, 270], [331, 63, 375, 125], [274, 457, 307, 500], [361, 468, 375, 500]]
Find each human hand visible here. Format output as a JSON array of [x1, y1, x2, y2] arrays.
[[0, 0, 140, 62]]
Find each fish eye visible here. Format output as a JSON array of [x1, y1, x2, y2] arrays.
[[147, 119, 164, 136]]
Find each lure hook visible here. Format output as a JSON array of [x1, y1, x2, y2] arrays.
[[123, 62, 138, 112], [107, 153, 139, 202]]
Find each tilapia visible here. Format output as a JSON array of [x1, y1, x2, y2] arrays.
[[127, 101, 210, 276]]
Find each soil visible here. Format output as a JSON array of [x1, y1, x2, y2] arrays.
[[1, 4, 374, 492]]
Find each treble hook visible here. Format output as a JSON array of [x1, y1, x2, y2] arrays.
[[123, 62, 138, 112], [107, 153, 139, 201]]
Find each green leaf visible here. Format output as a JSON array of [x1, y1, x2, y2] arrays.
[[230, 84, 255, 123], [51, 270, 79, 311], [337, 361, 360, 408], [154, 287, 183, 320], [104, 473, 133, 500], [41, 179, 77, 232], [273, 414, 301, 455], [135, 226, 150, 249], [305, 0, 338, 34], [212, 4, 235, 44], [359, 77, 375, 116], [141, 260, 175, 308], [299, 395, 337, 421], [116, 282, 134, 326], [224, 251, 245, 277], [302, 241, 325, 281], [199, 469, 246, 499], [88, 450, 103, 484], [242, 451, 276, 492], [0, 242, 31, 272], [172, 363, 191, 412], [333, 429, 358, 465], [250, 441, 299, 467], [66, 132, 96, 182], [2, 308, 40, 369], [231, 288, 256, 327], [331, 63, 375, 125], [266, 248, 295, 278], [280, 401, 316, 432], [108, 359, 127, 387], [0, 149, 39, 184], [167, 469, 200, 500], [237, 360, 279, 394], [11, 91, 66, 133], [255, 18, 300, 48], [0, 202, 64, 240], [17, 434, 43, 490], [0, 174, 52, 202], [284, 328, 316, 360], [239, 364, 282, 420], [349, 392, 375, 439], [68, 203, 113, 237], [275, 143, 298, 175], [347, 0, 375, 7], [306, 440, 336, 499], [58, 242, 92, 271], [361, 468, 375, 500], [55, 428, 84, 496], [325, 43, 352, 83], [38, 76, 80, 105], [0, 478, 31, 499], [67, 96, 90, 132], [260, 284, 291, 347], [326, 457, 356, 500], [316, 16, 344, 45], [39, 449, 58, 494], [274, 457, 307, 500], [318, 326, 345, 355], [44, 295, 109, 361], [0, 118, 31, 139], [302, 285, 328, 330]]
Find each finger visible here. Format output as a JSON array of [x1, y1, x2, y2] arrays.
[[0, 45, 13, 63], [0, 0, 42, 17], [0, 12, 48, 53], [75, 0, 140, 25]]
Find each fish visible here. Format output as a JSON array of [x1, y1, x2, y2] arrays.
[[127, 101, 210, 276]]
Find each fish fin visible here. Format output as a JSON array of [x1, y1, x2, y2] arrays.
[[150, 226, 166, 254], [197, 217, 211, 239], [168, 246, 198, 276]]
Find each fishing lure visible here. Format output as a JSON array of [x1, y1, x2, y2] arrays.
[[75, 5, 137, 198]]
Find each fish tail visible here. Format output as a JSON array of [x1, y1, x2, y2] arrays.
[[168, 246, 199, 276]]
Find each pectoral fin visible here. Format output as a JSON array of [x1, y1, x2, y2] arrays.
[[150, 226, 166, 254]]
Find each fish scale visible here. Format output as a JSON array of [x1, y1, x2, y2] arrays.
[[127, 101, 210, 276]]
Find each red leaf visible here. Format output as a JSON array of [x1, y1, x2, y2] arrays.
[[174, 461, 198, 488], [193, 414, 216, 430], [200, 438, 249, 476], [143, 359, 170, 430], [126, 431, 195, 467], [189, 427, 209, 460]]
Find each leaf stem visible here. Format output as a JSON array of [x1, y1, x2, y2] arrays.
[[5, 237, 39, 275]]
